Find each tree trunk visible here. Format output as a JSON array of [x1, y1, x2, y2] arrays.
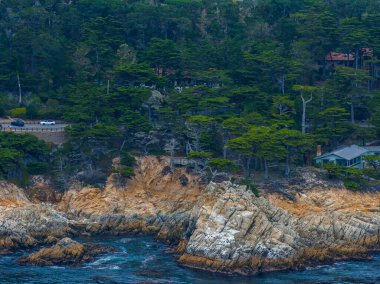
[[148, 105, 152, 123], [301, 93, 313, 134], [284, 153, 290, 177], [246, 156, 252, 178], [302, 100, 306, 134], [320, 88, 324, 111], [279, 74, 285, 95], [264, 159, 268, 179], [242, 156, 252, 178], [222, 135, 228, 158], [351, 48, 359, 124], [17, 72, 22, 104], [223, 145, 227, 159], [355, 48, 359, 70]]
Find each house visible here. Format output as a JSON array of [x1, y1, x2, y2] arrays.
[[315, 145, 380, 169], [325, 52, 355, 66]]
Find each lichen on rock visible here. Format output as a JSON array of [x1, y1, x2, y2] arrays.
[[0, 156, 379, 275]]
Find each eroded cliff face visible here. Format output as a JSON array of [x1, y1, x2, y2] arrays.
[[178, 182, 380, 274], [58, 156, 203, 241], [0, 182, 71, 252], [0, 156, 379, 274]]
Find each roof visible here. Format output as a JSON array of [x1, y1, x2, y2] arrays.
[[326, 52, 355, 61], [362, 48, 373, 57], [364, 146, 380, 152], [317, 145, 368, 160]]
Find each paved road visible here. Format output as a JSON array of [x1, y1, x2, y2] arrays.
[[1, 123, 68, 131]]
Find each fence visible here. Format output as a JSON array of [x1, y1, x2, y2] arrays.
[[0, 127, 67, 144], [0, 126, 66, 133], [173, 157, 195, 167], [0, 119, 65, 125]]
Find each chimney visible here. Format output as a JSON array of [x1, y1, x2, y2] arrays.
[[316, 145, 322, 157]]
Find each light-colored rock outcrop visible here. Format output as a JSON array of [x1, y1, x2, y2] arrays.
[[0, 157, 379, 274], [58, 156, 203, 241], [178, 182, 380, 274], [18, 237, 115, 266], [0, 181, 71, 252]]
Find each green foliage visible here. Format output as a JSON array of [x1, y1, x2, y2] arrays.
[[27, 162, 49, 175], [322, 163, 346, 178], [0, 132, 49, 179], [239, 179, 259, 197], [120, 150, 136, 167], [227, 137, 252, 156], [221, 117, 249, 136], [322, 163, 364, 190], [316, 107, 352, 145], [118, 149, 136, 178], [187, 151, 212, 159], [343, 180, 361, 191], [363, 155, 380, 170], [116, 63, 158, 86], [119, 165, 135, 178], [143, 38, 180, 71], [186, 116, 214, 125], [209, 158, 237, 172], [0, 148, 22, 177], [67, 123, 121, 142], [9, 107, 26, 118], [0, 0, 380, 184]]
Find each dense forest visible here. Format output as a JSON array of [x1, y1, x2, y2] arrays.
[[1, 0, 380, 188]]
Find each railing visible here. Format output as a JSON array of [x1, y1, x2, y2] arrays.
[[0, 119, 65, 124], [0, 126, 66, 132], [172, 157, 196, 166]]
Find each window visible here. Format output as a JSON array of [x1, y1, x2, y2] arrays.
[[336, 159, 347, 166], [349, 156, 361, 166]]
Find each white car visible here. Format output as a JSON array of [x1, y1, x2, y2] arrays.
[[39, 120, 56, 125]]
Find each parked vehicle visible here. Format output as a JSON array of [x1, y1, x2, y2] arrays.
[[39, 120, 56, 125], [11, 120, 25, 127]]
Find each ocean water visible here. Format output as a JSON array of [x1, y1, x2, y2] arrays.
[[0, 236, 379, 284]]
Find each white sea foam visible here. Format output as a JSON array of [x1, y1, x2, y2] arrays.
[[119, 238, 133, 243], [50, 266, 65, 269]]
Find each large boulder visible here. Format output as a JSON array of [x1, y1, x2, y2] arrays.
[[178, 181, 380, 274], [18, 238, 115, 266]]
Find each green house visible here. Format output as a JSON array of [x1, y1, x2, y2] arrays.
[[315, 145, 380, 169]]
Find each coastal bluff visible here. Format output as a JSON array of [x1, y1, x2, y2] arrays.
[[0, 156, 379, 274]]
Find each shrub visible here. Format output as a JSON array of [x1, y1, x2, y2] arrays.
[[120, 150, 136, 167], [9, 107, 26, 118], [239, 178, 260, 197], [322, 163, 345, 178], [209, 158, 238, 172], [119, 149, 136, 178], [27, 162, 49, 175], [120, 165, 135, 178], [343, 180, 361, 191]]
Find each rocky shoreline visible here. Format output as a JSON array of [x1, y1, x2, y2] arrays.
[[0, 156, 379, 274], [18, 238, 115, 266]]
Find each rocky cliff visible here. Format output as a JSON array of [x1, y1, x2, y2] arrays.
[[58, 156, 203, 241], [178, 182, 380, 274], [0, 156, 379, 274], [0, 181, 71, 252]]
